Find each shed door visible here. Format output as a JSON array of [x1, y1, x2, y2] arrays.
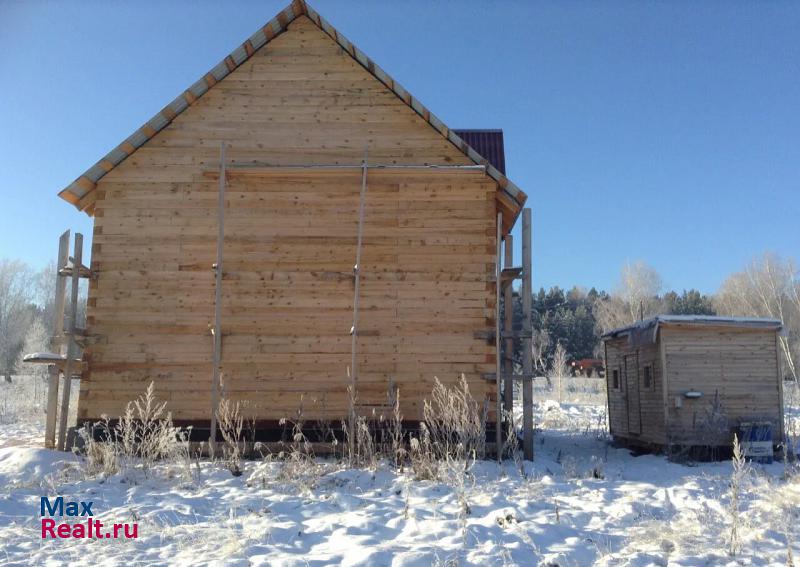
[[624, 354, 641, 434]]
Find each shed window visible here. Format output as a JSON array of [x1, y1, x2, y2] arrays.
[[643, 364, 653, 389], [612, 368, 620, 390]]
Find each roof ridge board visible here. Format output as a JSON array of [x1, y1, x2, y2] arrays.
[[59, 0, 526, 217]]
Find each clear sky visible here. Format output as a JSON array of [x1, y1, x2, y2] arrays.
[[1, 1, 798, 294]]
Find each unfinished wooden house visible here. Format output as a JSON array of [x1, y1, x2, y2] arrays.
[[52, 1, 532, 447], [603, 316, 785, 451]]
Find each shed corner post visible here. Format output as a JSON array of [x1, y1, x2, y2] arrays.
[[521, 208, 533, 461], [603, 339, 611, 435], [775, 330, 786, 444], [658, 328, 670, 449]]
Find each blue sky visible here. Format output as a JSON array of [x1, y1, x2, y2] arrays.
[[1, 1, 798, 294]]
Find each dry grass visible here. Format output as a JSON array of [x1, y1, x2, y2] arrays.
[[78, 382, 193, 483], [216, 398, 246, 476]]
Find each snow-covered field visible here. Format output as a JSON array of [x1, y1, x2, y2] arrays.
[[1, 384, 799, 566]]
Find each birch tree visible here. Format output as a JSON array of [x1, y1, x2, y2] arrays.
[[716, 253, 799, 382], [594, 261, 664, 333], [15, 317, 49, 405], [549, 342, 570, 403], [0, 260, 35, 381]]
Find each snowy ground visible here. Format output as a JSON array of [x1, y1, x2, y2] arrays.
[[1, 388, 799, 565]]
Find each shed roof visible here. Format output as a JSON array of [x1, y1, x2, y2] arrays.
[[603, 315, 783, 342], [57, 0, 526, 227]]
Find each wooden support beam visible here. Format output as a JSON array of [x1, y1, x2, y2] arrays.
[[495, 211, 502, 462], [348, 151, 368, 454], [58, 232, 82, 451], [202, 164, 486, 179], [483, 372, 539, 381], [209, 143, 226, 450], [488, 267, 523, 286], [522, 208, 534, 460], [45, 230, 70, 449], [58, 265, 92, 278], [501, 267, 523, 285], [474, 329, 532, 342], [503, 235, 514, 418]]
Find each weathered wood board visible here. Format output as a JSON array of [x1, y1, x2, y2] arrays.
[[605, 324, 783, 448]]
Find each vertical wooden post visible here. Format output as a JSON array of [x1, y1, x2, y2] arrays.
[[522, 208, 534, 460], [45, 230, 70, 449], [57, 232, 82, 451], [210, 143, 226, 449], [502, 235, 514, 415], [349, 154, 368, 451], [495, 212, 503, 461]]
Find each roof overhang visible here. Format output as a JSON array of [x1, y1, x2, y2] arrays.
[[57, 0, 526, 231], [602, 315, 783, 348]]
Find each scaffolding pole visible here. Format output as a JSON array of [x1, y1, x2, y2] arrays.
[[57, 233, 82, 451], [503, 235, 514, 416], [349, 153, 368, 452], [209, 142, 226, 450], [45, 230, 70, 449], [522, 208, 534, 460]]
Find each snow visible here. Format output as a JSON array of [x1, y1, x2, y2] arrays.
[[22, 352, 65, 362], [603, 315, 783, 339], [0, 399, 798, 565]]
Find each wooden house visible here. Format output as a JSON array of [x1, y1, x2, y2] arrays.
[[603, 316, 784, 450], [55, 1, 527, 441]]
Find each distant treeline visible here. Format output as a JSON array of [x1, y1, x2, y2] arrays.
[[507, 286, 715, 374], [507, 255, 799, 381]]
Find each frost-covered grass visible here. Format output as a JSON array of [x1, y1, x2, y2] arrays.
[[0, 375, 47, 426], [1, 378, 799, 566], [0, 374, 77, 434]]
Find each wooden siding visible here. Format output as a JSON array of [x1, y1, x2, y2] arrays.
[[662, 326, 783, 445], [605, 338, 666, 445], [606, 325, 783, 447], [78, 16, 497, 423]]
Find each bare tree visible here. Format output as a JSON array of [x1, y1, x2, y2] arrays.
[[594, 260, 664, 333], [35, 262, 57, 336], [594, 295, 631, 335], [0, 260, 35, 381], [619, 260, 663, 322], [549, 342, 569, 403], [716, 252, 799, 382], [530, 328, 551, 375], [15, 317, 50, 405]]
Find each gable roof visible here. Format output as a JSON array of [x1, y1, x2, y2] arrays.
[[57, 0, 527, 228]]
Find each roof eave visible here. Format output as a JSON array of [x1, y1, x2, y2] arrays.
[[57, 0, 527, 230]]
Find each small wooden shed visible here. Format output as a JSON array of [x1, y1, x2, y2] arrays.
[[603, 316, 784, 450], [54, 1, 529, 442]]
